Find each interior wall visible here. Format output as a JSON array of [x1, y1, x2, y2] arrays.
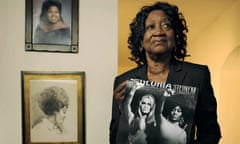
[[118, 0, 240, 143], [0, 0, 117, 144], [186, 2, 240, 144]]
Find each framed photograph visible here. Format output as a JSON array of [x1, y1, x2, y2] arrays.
[[21, 71, 85, 144], [25, 0, 79, 53]]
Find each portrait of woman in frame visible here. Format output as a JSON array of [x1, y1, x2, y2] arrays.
[[21, 71, 85, 144], [25, 0, 79, 53]]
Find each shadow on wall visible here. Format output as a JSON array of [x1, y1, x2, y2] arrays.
[[220, 46, 240, 144], [222, 46, 240, 70]]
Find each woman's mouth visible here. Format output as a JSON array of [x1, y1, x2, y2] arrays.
[[152, 39, 167, 45]]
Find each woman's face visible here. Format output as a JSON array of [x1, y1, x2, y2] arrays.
[[140, 96, 153, 114], [55, 106, 68, 126], [143, 10, 175, 57], [47, 6, 60, 23], [170, 105, 182, 121]]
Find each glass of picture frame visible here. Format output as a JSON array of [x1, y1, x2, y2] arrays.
[[21, 71, 85, 144], [25, 0, 79, 53]]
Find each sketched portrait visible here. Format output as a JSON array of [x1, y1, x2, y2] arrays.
[[29, 80, 78, 142]]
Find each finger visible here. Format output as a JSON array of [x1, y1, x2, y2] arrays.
[[114, 81, 127, 93], [114, 87, 126, 101], [114, 81, 128, 102], [117, 87, 126, 100]]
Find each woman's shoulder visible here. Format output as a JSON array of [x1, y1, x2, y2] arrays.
[[116, 65, 145, 79], [38, 22, 70, 33], [113, 65, 146, 87], [178, 61, 212, 85], [181, 61, 208, 69], [118, 66, 142, 76], [178, 60, 209, 73], [172, 60, 211, 82], [57, 27, 70, 33]]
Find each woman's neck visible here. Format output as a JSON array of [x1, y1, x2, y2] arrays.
[[146, 55, 171, 82], [171, 121, 180, 127], [40, 21, 68, 32], [47, 115, 56, 125]]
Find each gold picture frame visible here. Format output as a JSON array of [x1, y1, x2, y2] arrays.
[[21, 71, 85, 144]]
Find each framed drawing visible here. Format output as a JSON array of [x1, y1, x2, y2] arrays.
[[25, 0, 79, 53], [21, 71, 85, 144]]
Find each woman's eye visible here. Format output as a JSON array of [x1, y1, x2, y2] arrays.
[[146, 24, 155, 30], [161, 23, 172, 30]]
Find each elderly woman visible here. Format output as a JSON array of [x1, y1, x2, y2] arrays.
[[111, 1, 221, 144], [31, 86, 69, 142]]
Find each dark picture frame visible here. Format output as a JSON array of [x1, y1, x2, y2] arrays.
[[25, 0, 79, 53], [21, 71, 85, 144]]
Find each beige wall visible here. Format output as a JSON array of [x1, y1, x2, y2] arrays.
[[187, 2, 240, 144], [0, 0, 117, 143], [118, 0, 240, 143], [1, 0, 239, 143]]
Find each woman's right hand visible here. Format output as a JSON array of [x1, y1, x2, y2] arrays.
[[114, 81, 127, 102]]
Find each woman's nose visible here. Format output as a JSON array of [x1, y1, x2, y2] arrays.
[[172, 110, 177, 114], [153, 25, 165, 36]]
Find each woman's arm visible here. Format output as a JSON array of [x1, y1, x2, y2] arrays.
[[195, 66, 221, 144], [110, 79, 127, 144], [123, 82, 143, 125]]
